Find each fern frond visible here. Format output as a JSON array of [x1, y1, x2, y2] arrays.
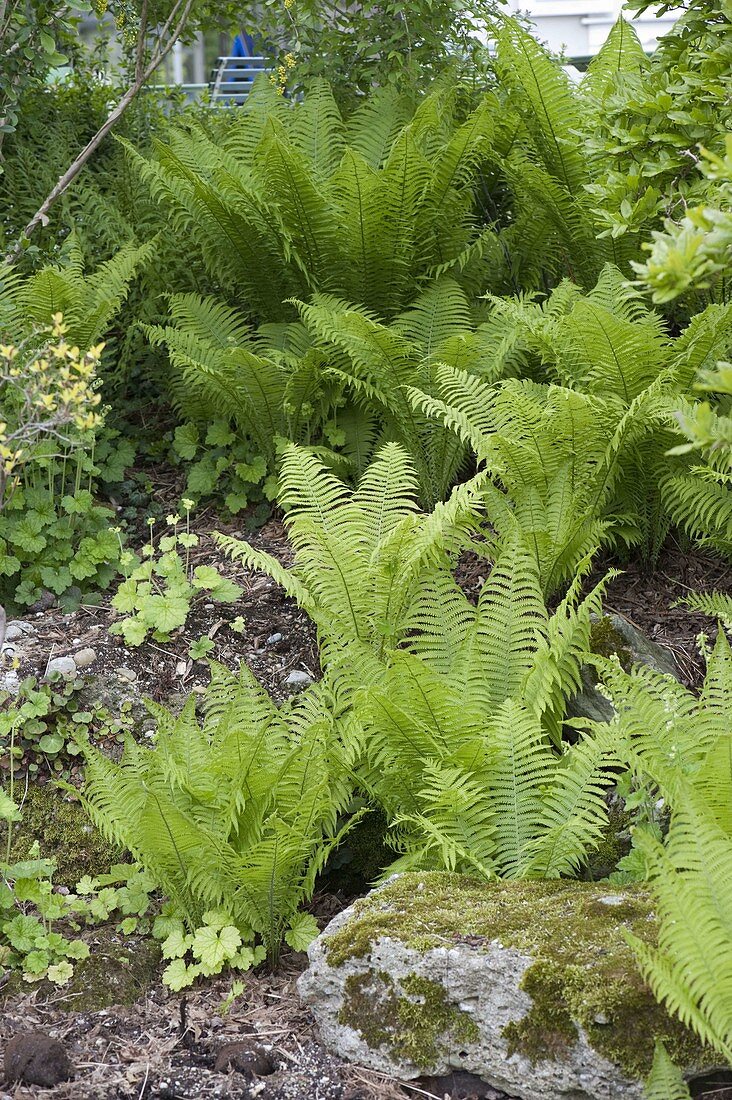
[[644, 1043, 692, 1100], [581, 18, 646, 104]]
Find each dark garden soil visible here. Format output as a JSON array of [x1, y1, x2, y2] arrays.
[[7, 514, 319, 711], [3, 502, 732, 1099], [592, 539, 732, 690]]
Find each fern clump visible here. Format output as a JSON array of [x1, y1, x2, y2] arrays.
[[0, 233, 154, 351], [216, 441, 485, 676], [411, 266, 732, 566], [592, 628, 732, 1079], [353, 535, 619, 880], [77, 663, 359, 967], [130, 78, 510, 323]]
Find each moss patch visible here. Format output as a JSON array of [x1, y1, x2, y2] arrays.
[[582, 800, 632, 882], [1, 925, 161, 1011], [64, 927, 161, 1011], [339, 970, 478, 1069], [325, 873, 709, 1078], [589, 617, 633, 671], [5, 783, 121, 886]]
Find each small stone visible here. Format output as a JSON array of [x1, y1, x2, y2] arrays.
[[5, 620, 34, 642], [45, 656, 77, 679], [598, 895, 626, 907], [73, 648, 97, 670], [175, 660, 187, 677], [214, 1040, 275, 1077], [1, 671, 20, 694], [115, 667, 137, 682], [267, 632, 283, 645], [285, 669, 313, 688], [4, 1031, 72, 1087]]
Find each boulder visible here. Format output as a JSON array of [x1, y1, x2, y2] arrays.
[[569, 613, 680, 724], [298, 873, 711, 1100]]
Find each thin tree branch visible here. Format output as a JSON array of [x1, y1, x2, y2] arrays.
[[5, 0, 196, 262], [135, 0, 149, 84]]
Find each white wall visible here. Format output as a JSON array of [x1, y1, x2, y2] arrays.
[[505, 1, 680, 57]]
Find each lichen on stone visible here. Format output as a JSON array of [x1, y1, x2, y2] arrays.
[[324, 873, 710, 1078], [339, 969, 478, 1069]]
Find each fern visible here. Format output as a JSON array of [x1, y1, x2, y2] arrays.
[[644, 1043, 692, 1100], [77, 663, 357, 965], [352, 527, 617, 880], [590, 629, 732, 1064], [133, 79, 503, 324], [0, 233, 154, 350], [143, 293, 335, 464], [678, 590, 732, 628], [419, 269, 732, 562], [410, 368, 634, 593], [216, 442, 483, 670]]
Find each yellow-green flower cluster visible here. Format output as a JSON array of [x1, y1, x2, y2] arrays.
[[0, 313, 104, 486], [270, 51, 297, 95]]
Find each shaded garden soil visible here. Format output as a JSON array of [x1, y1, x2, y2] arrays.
[[592, 540, 732, 689], [0, 954, 402, 1100], [7, 513, 319, 711]]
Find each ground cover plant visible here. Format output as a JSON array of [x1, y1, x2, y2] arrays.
[[2, 0, 732, 1096]]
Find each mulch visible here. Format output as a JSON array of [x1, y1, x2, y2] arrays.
[[0, 955, 414, 1100], [594, 538, 732, 689]]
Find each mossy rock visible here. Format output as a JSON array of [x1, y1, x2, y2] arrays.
[[298, 873, 712, 1100], [568, 613, 679, 724], [5, 782, 122, 886]]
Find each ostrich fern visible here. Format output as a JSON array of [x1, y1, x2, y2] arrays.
[[128, 77, 509, 324], [0, 234, 154, 350], [353, 535, 619, 879], [77, 663, 358, 965], [589, 631, 732, 1074], [216, 441, 486, 676], [415, 267, 732, 565], [295, 278, 509, 503]]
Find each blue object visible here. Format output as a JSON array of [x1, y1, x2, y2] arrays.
[[232, 32, 256, 57]]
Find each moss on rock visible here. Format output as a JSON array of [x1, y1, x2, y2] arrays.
[[6, 783, 121, 886], [589, 617, 633, 671], [339, 970, 478, 1069], [324, 873, 709, 1079]]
